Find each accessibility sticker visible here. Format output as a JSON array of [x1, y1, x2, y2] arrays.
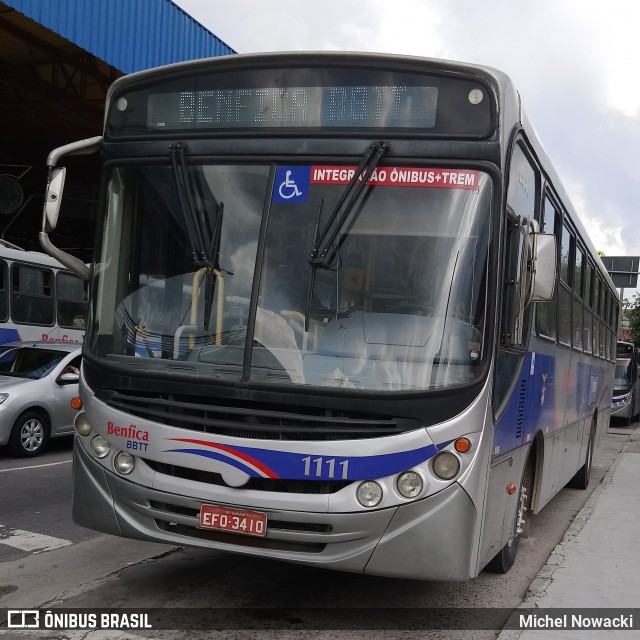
[[273, 166, 311, 203]]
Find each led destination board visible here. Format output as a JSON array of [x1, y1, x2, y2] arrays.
[[107, 65, 493, 137], [148, 85, 439, 130]]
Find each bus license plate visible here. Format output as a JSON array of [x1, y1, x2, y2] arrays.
[[199, 504, 268, 537]]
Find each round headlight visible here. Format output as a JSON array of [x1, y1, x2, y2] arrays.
[[114, 451, 135, 475], [74, 412, 92, 437], [397, 471, 423, 498], [356, 481, 383, 507], [90, 434, 110, 459], [432, 451, 460, 480]]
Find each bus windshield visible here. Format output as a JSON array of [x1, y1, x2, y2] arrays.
[[90, 162, 491, 392], [614, 358, 632, 388]]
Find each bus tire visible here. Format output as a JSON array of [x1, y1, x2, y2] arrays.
[[567, 424, 595, 490], [485, 455, 533, 574], [7, 410, 50, 457], [627, 394, 636, 423]]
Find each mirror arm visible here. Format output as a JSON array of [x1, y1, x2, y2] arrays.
[[39, 231, 90, 280], [46, 136, 102, 167], [39, 136, 102, 281]]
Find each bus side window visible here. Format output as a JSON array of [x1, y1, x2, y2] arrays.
[[11, 264, 54, 325], [0, 260, 7, 322], [535, 196, 557, 340], [57, 272, 88, 329]]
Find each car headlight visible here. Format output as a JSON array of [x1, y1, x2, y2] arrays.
[[0, 393, 8, 404]]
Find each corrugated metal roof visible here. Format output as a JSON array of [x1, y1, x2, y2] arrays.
[[3, 0, 235, 73]]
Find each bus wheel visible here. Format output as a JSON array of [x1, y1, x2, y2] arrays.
[[486, 457, 533, 574], [624, 406, 632, 427], [567, 425, 595, 490], [7, 411, 49, 457]]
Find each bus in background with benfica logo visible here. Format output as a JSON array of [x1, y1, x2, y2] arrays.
[[0, 241, 86, 345]]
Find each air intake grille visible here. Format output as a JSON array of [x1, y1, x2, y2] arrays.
[[96, 389, 420, 441], [515, 377, 527, 440]]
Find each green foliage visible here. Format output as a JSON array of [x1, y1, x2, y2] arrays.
[[626, 293, 640, 347]]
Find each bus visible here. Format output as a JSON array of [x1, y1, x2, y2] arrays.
[[40, 52, 619, 580], [612, 341, 640, 425], [0, 241, 87, 345]]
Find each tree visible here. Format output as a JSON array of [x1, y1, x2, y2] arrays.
[[626, 293, 640, 347]]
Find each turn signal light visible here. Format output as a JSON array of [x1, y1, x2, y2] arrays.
[[454, 437, 472, 454], [70, 396, 82, 410], [507, 483, 517, 495]]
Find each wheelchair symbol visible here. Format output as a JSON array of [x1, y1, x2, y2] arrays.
[[278, 171, 303, 199]]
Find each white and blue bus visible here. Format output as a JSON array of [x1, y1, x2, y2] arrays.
[[612, 341, 640, 425], [41, 52, 618, 580], [0, 242, 87, 345]]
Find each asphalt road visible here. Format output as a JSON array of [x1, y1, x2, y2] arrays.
[[0, 421, 634, 640], [0, 436, 96, 564]]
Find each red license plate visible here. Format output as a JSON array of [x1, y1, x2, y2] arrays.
[[199, 504, 268, 537]]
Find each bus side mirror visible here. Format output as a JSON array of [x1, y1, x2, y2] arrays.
[[40, 136, 102, 281], [530, 233, 556, 302], [503, 216, 535, 347], [43, 167, 66, 232]]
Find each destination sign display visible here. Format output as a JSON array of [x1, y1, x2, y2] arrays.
[[106, 65, 493, 137], [148, 85, 438, 130]]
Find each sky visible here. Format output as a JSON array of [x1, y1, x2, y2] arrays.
[[174, 0, 640, 299]]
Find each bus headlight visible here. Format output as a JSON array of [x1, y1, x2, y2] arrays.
[[113, 451, 135, 475], [356, 481, 383, 507], [432, 451, 460, 480], [90, 435, 110, 459], [397, 471, 423, 498], [74, 412, 92, 436]]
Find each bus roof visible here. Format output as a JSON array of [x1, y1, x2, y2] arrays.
[[0, 242, 71, 270]]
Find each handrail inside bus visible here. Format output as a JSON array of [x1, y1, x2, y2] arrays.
[[173, 267, 225, 355]]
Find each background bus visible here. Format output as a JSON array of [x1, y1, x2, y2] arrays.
[[612, 341, 640, 425], [0, 241, 87, 345], [41, 52, 618, 580]]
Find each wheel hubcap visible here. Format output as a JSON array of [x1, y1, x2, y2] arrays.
[[21, 419, 44, 452]]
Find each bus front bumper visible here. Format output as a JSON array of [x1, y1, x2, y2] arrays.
[[611, 391, 632, 417], [73, 442, 477, 580]]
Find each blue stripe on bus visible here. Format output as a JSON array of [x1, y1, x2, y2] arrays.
[[164, 439, 444, 481], [493, 351, 610, 456], [0, 328, 21, 344]]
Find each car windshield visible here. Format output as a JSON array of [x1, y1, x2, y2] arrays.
[[89, 163, 492, 392], [0, 347, 66, 380]]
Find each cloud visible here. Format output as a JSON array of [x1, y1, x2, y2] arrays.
[[174, 0, 640, 289]]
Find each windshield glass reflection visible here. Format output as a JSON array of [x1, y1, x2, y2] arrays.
[[90, 164, 491, 392]]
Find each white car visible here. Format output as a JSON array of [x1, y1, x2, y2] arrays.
[[0, 341, 81, 457]]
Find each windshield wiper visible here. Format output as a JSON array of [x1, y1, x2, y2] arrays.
[[203, 205, 224, 331], [303, 141, 389, 330], [308, 140, 389, 269], [169, 143, 226, 331], [170, 143, 209, 265]]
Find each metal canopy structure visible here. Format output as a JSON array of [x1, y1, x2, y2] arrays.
[[0, 0, 234, 258], [600, 256, 640, 290]]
